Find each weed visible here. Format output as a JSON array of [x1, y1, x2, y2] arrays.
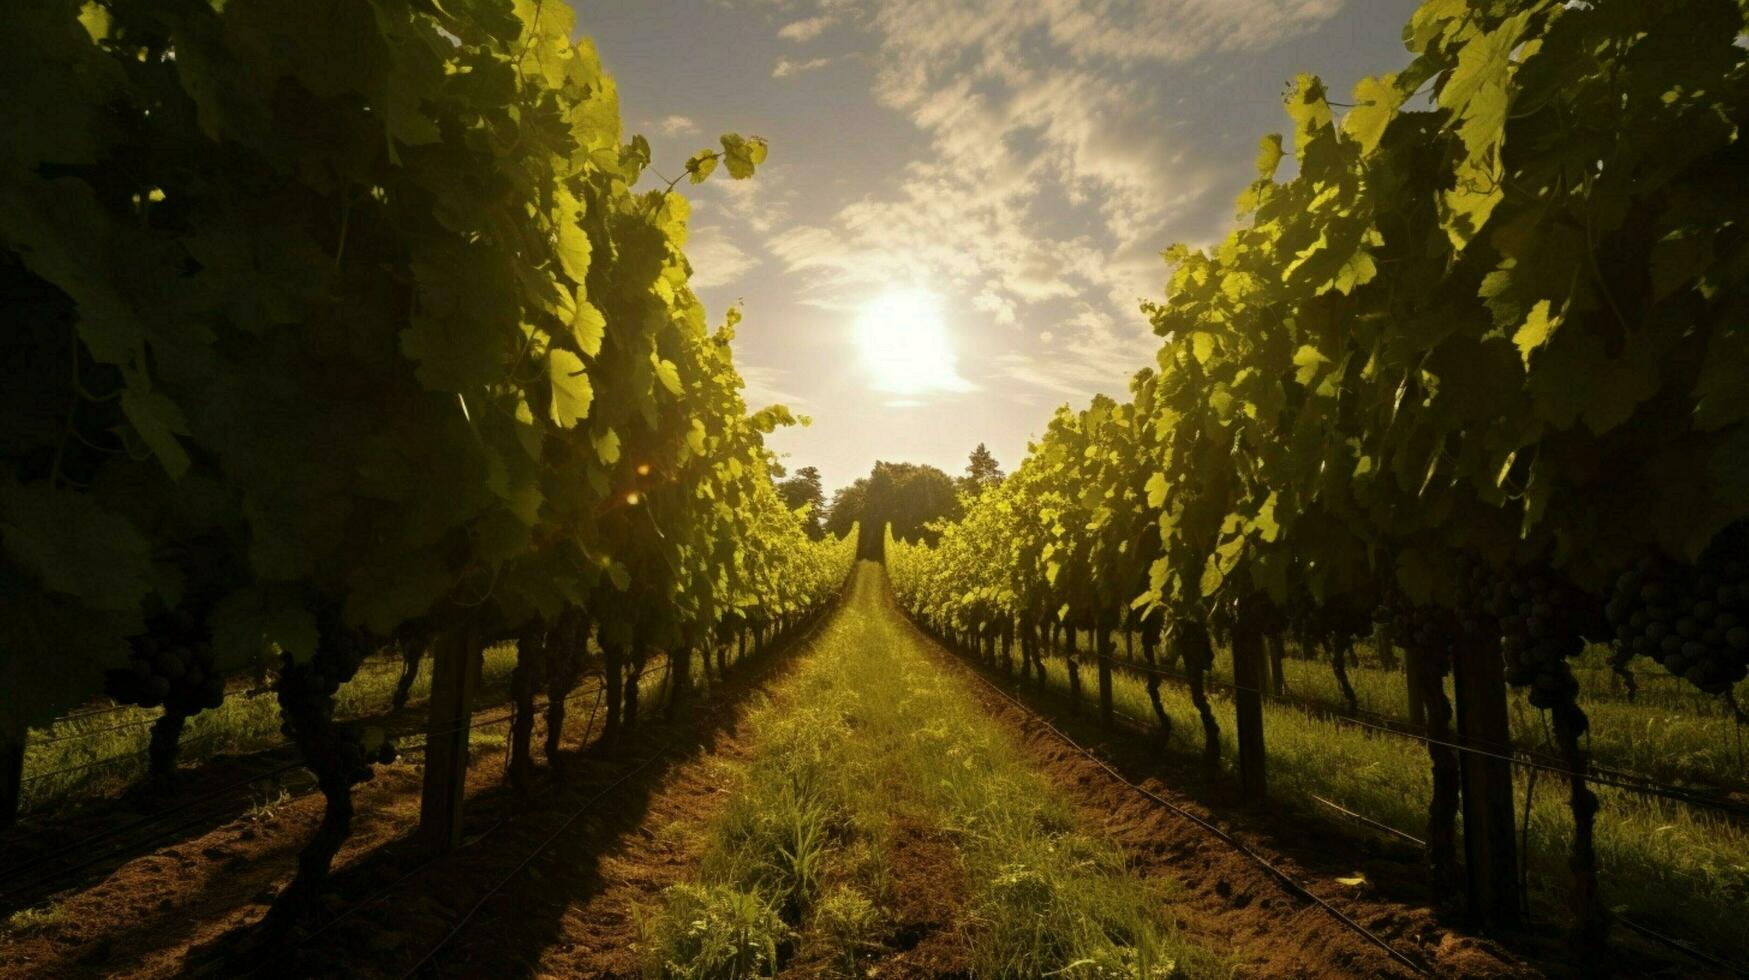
[[643, 564, 1225, 977], [641, 883, 788, 980]]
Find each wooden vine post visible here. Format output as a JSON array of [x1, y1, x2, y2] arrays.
[[1, 738, 22, 830], [1230, 601, 1268, 802], [1095, 620, 1115, 724], [1451, 635, 1522, 928], [1403, 640, 1427, 728], [419, 623, 481, 856]]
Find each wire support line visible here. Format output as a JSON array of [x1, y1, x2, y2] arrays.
[[952, 662, 1433, 976], [396, 743, 676, 980], [1026, 648, 1749, 818], [0, 679, 615, 894], [394, 611, 835, 979], [283, 684, 614, 957], [1301, 795, 1748, 978], [0, 760, 308, 894], [985, 639, 1749, 976]]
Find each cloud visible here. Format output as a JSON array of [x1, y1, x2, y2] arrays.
[[777, 15, 833, 41], [994, 305, 1154, 396], [655, 114, 698, 137], [684, 226, 761, 290], [972, 288, 1017, 326], [744, 0, 1349, 403], [773, 56, 832, 78], [738, 363, 806, 409]]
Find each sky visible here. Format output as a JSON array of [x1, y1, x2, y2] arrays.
[[580, 0, 1424, 494]]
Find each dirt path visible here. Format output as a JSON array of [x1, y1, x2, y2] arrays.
[[1, 569, 1581, 979], [883, 616, 1550, 975], [464, 563, 1536, 978]]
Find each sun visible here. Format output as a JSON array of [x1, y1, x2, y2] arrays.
[[853, 287, 975, 396]]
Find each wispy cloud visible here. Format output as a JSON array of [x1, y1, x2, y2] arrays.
[[655, 114, 699, 137], [777, 15, 833, 42], [746, 0, 1347, 400], [738, 363, 807, 409], [685, 226, 761, 290], [773, 56, 832, 78]]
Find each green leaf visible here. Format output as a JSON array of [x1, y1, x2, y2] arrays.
[[1709, 426, 1749, 510], [209, 587, 318, 667], [555, 215, 592, 284], [1650, 231, 1713, 302], [571, 297, 606, 357], [607, 560, 631, 591], [1512, 300, 1558, 366], [0, 482, 156, 613], [594, 428, 621, 465], [1441, 155, 1504, 250], [401, 315, 505, 392], [1190, 332, 1215, 364], [548, 349, 593, 427], [1694, 324, 1749, 430], [0, 590, 133, 740], [653, 354, 684, 396], [1330, 249, 1377, 295], [120, 388, 192, 481], [1145, 472, 1167, 508], [1255, 134, 1284, 179], [686, 151, 719, 183], [1251, 492, 1280, 543], [719, 134, 768, 179], [1343, 73, 1399, 155], [1292, 345, 1330, 385], [78, 2, 111, 42], [1395, 549, 1435, 606]]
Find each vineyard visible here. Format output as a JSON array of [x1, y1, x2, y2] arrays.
[[885, 0, 1749, 971], [3, 0, 1749, 977]]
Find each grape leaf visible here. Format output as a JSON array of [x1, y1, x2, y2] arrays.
[[548, 349, 593, 427]]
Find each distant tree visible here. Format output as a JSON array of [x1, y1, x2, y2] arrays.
[[959, 443, 1004, 496], [863, 461, 961, 556], [827, 460, 966, 557], [825, 478, 868, 540], [777, 465, 826, 540]]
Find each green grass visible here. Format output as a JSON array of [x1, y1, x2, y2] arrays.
[[1209, 639, 1749, 793], [1020, 640, 1749, 963], [1084, 630, 1749, 793], [641, 563, 1223, 979], [18, 644, 522, 814], [18, 632, 739, 819]]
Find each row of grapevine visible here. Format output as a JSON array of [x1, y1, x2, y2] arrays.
[[889, 0, 1749, 954], [0, 0, 853, 943]]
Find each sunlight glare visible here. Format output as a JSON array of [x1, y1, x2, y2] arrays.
[[853, 287, 975, 397]]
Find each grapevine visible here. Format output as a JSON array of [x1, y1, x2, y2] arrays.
[[887, 0, 1749, 951]]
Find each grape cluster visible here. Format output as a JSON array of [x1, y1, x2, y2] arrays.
[[1485, 569, 1603, 709], [1377, 590, 1458, 670], [1171, 619, 1215, 670], [276, 628, 394, 786], [106, 613, 226, 715], [1290, 598, 1370, 651], [1607, 544, 1749, 695], [1453, 553, 1496, 638], [338, 725, 398, 783]]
